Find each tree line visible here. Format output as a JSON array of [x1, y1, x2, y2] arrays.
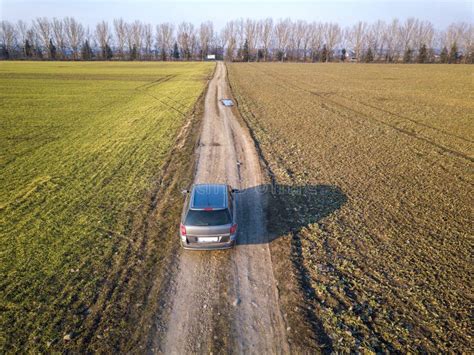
[[0, 17, 472, 63]]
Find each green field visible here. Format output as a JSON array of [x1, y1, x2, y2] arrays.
[[0, 61, 213, 351]]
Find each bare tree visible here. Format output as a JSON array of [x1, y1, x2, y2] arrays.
[[324, 22, 341, 62], [199, 21, 213, 60], [95, 21, 111, 59], [292, 20, 309, 61], [222, 20, 238, 61], [347, 21, 367, 61], [143, 23, 153, 60], [287, 20, 297, 60], [190, 29, 198, 59], [156, 23, 174, 60], [460, 23, 474, 62], [443, 22, 471, 54], [125, 20, 143, 60], [274, 18, 291, 61], [177, 22, 195, 60], [64, 17, 84, 60], [235, 18, 245, 56], [210, 31, 222, 59], [2, 15, 473, 64], [0, 21, 17, 58], [113, 18, 127, 59], [26, 26, 40, 58], [125, 22, 133, 59], [364, 23, 375, 59], [83, 26, 93, 44], [33, 17, 51, 58], [129, 20, 143, 59], [244, 19, 258, 60], [443, 23, 458, 50], [258, 18, 273, 61], [419, 21, 434, 47], [16, 20, 28, 50], [300, 21, 312, 62], [52, 18, 67, 59], [382, 19, 400, 62], [364, 20, 386, 60], [340, 27, 350, 58], [399, 17, 419, 54], [412, 20, 434, 60], [309, 22, 324, 62]]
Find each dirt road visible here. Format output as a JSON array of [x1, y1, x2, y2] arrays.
[[153, 62, 289, 353]]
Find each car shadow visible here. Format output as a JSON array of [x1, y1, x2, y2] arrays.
[[236, 183, 347, 245], [235, 183, 346, 352]]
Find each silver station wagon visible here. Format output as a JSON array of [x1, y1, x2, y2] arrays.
[[180, 184, 238, 250]]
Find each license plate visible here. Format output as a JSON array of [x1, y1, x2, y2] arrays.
[[198, 237, 219, 243]]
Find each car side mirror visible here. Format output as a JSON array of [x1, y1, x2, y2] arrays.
[[181, 189, 189, 195], [231, 188, 240, 193]]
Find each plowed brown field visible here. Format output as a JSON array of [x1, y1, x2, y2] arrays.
[[227, 63, 473, 353]]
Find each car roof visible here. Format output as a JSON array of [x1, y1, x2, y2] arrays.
[[190, 184, 228, 210]]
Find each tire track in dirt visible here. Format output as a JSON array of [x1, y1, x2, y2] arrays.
[[252, 64, 474, 164], [152, 62, 289, 354], [277, 68, 472, 145]]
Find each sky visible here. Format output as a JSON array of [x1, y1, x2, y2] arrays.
[[1, 0, 472, 30]]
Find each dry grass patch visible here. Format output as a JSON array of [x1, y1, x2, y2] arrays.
[[228, 62, 473, 353]]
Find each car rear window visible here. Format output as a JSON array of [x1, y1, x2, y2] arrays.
[[185, 209, 231, 226]]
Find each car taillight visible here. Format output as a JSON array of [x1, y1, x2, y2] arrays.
[[180, 223, 186, 236], [230, 224, 237, 234]]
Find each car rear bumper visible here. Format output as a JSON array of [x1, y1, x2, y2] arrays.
[[181, 239, 235, 250]]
